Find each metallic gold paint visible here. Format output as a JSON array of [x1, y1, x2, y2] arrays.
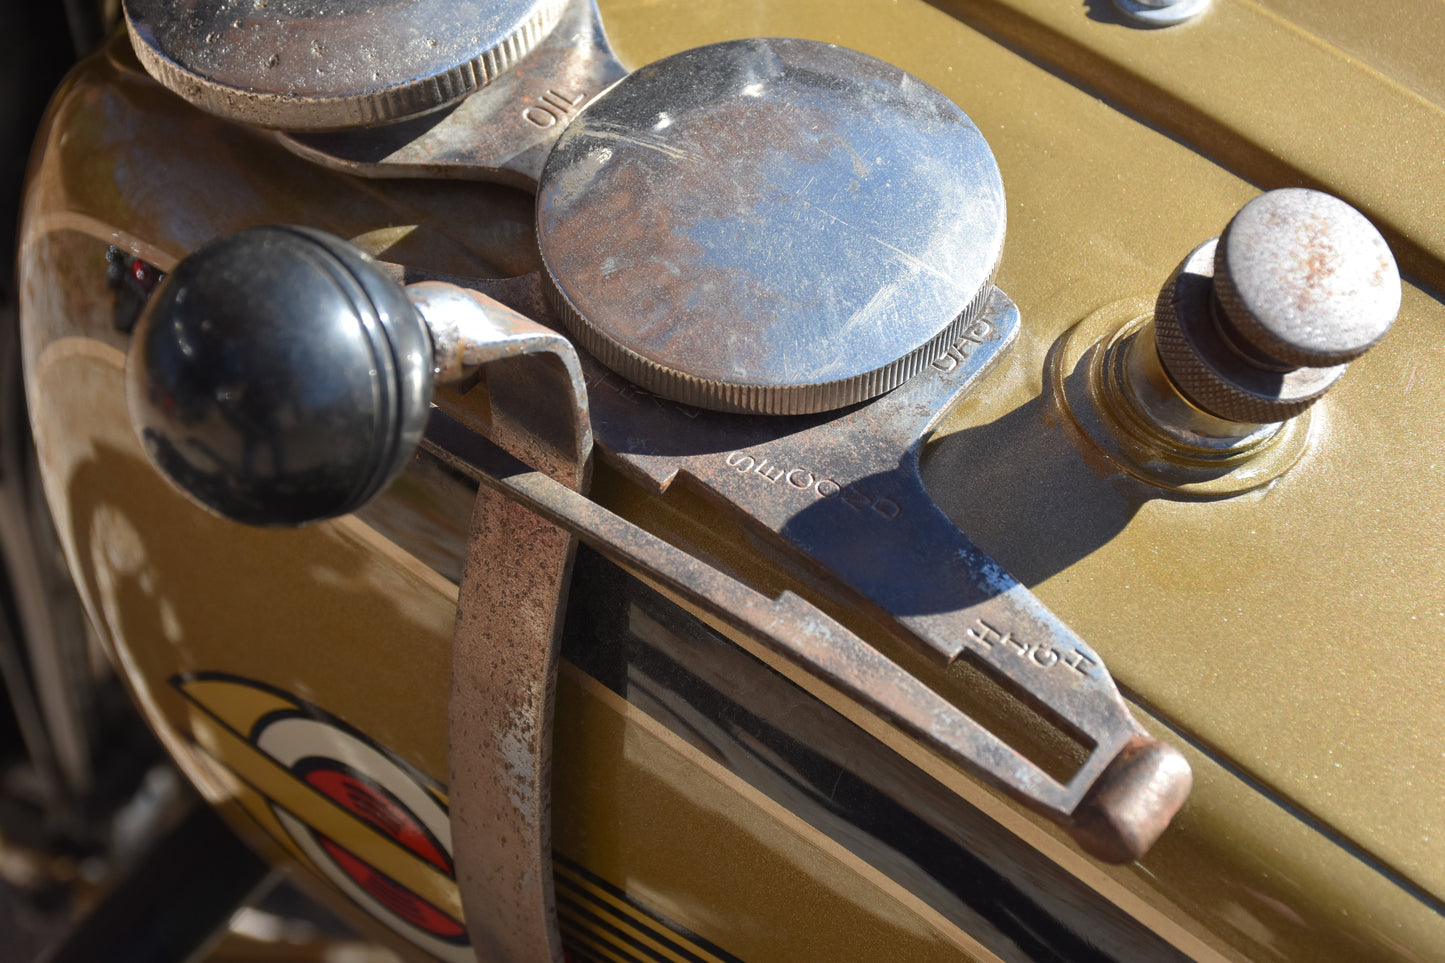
[[17, 1, 1445, 960]]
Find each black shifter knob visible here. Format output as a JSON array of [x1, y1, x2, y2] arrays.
[[126, 226, 434, 526]]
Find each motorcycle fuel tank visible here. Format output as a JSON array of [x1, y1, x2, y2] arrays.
[[15, 0, 1445, 960]]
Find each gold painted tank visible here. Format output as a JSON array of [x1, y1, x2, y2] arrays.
[[16, 1, 1445, 960]]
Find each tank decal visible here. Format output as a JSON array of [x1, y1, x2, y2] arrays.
[[173, 672, 473, 962], [171, 671, 750, 963]]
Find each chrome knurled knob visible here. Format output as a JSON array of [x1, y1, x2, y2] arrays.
[[1153, 189, 1400, 423]]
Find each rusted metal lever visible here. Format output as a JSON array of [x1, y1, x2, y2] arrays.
[[418, 286, 590, 963]]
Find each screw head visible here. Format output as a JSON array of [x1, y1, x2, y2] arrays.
[[1213, 188, 1400, 368], [1113, 0, 1212, 27]]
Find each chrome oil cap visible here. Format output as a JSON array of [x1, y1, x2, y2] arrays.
[[536, 38, 1006, 415], [123, 0, 565, 129]]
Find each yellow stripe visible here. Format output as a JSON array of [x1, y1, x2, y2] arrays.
[[557, 856, 739, 960], [554, 871, 706, 963], [183, 704, 464, 921], [560, 916, 646, 963]]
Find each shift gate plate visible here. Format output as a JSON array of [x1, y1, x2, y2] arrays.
[[469, 273, 1188, 861], [579, 289, 1133, 810]]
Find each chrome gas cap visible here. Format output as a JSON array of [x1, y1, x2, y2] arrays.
[[123, 0, 565, 129], [536, 38, 1006, 415]]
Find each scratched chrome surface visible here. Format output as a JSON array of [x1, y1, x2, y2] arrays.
[[124, 0, 566, 127], [536, 37, 1006, 415]]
